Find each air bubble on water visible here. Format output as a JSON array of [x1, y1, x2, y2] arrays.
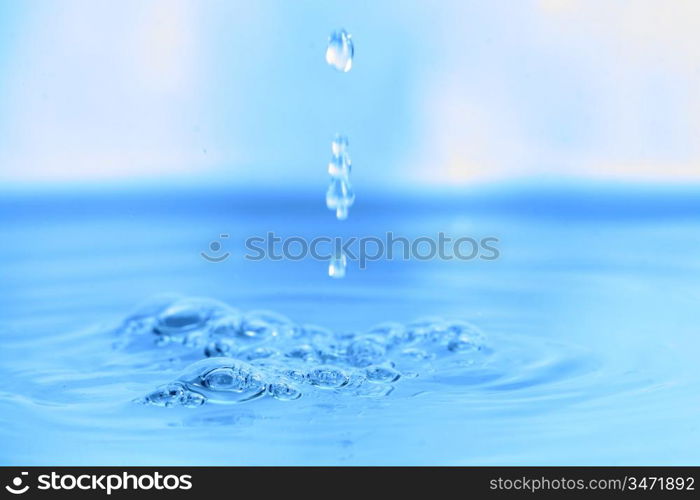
[[404, 317, 448, 344], [268, 378, 303, 401], [181, 391, 207, 408], [315, 338, 346, 364], [368, 322, 407, 347], [154, 297, 237, 342], [325, 29, 354, 72], [208, 314, 243, 338], [177, 358, 268, 403], [202, 367, 249, 392], [365, 364, 401, 383], [127, 296, 491, 407], [243, 346, 281, 361], [447, 335, 483, 353], [139, 382, 185, 407], [204, 338, 237, 358], [285, 344, 320, 363], [328, 254, 347, 279], [306, 365, 350, 389], [283, 368, 307, 383], [444, 321, 486, 349], [401, 348, 435, 360], [117, 294, 182, 337], [138, 382, 206, 408], [301, 324, 334, 343], [240, 310, 299, 339], [347, 338, 386, 367]]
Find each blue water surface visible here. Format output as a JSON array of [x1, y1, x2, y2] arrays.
[[1, 185, 699, 465]]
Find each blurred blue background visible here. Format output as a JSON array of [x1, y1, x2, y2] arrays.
[[2, 0, 700, 188], [1, 1, 700, 465]]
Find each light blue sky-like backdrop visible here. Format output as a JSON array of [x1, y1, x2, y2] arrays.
[[1, 0, 699, 189]]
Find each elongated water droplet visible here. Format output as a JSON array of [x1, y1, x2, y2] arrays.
[[328, 254, 347, 279], [326, 29, 354, 72], [328, 153, 351, 177], [331, 134, 349, 156], [326, 177, 355, 220]]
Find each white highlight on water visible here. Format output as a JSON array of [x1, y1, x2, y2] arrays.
[[325, 29, 354, 72]]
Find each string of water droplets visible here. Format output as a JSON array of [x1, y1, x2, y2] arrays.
[[326, 134, 354, 221], [325, 29, 355, 279]]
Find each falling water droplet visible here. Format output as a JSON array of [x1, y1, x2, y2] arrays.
[[328, 254, 347, 279], [328, 135, 351, 178], [325, 29, 354, 72], [328, 151, 351, 177], [331, 134, 349, 156], [326, 177, 355, 220], [336, 206, 349, 220]]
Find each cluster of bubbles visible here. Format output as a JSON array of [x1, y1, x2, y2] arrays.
[[118, 295, 488, 408]]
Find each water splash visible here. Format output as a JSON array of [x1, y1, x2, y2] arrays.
[[120, 295, 491, 407]]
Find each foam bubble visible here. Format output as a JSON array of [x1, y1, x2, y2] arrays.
[[124, 296, 490, 407]]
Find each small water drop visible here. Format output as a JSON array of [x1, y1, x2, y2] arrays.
[[325, 29, 354, 72], [328, 254, 347, 279], [326, 177, 355, 220]]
